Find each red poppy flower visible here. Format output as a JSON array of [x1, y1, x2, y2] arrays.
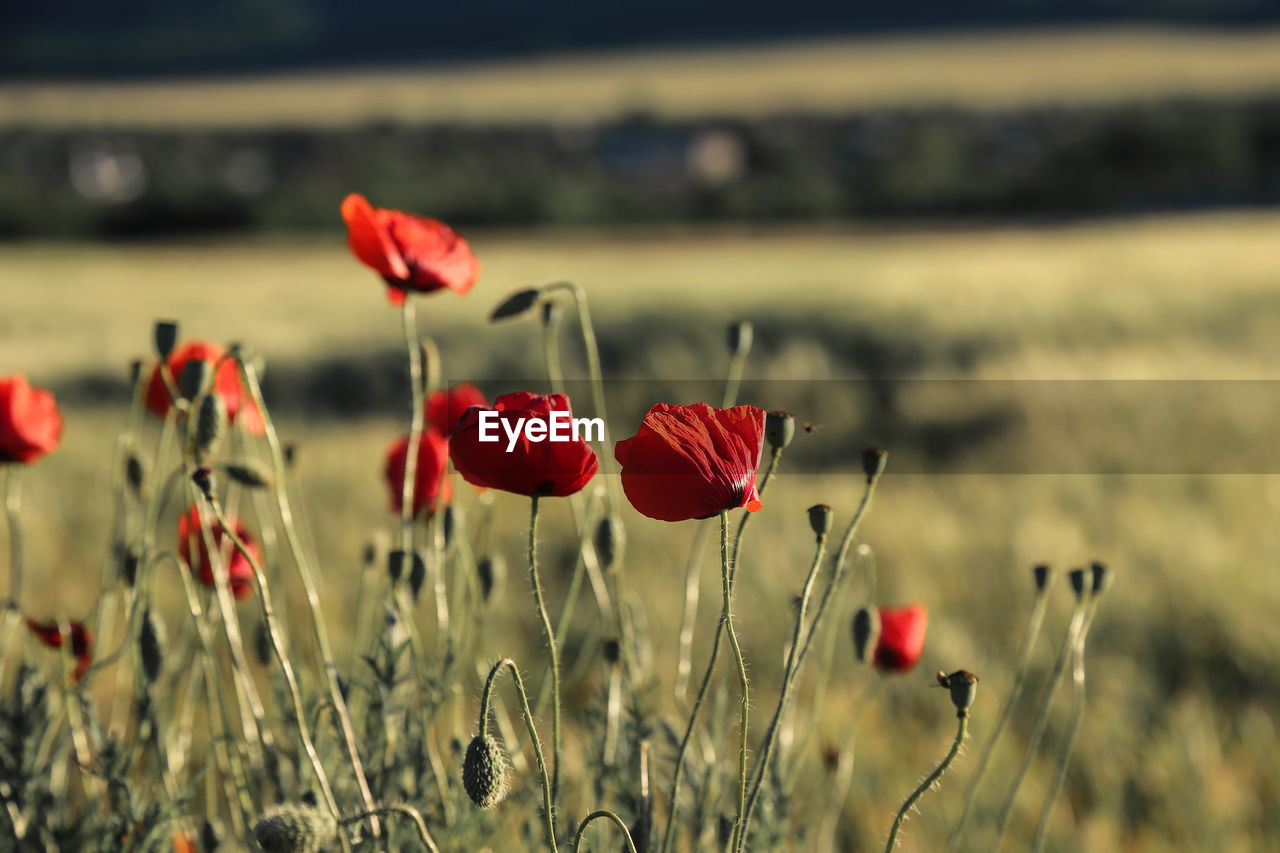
[[144, 340, 264, 435], [177, 504, 261, 600], [0, 375, 63, 465], [384, 428, 452, 517], [449, 392, 598, 498], [341, 193, 479, 305], [614, 403, 766, 522], [426, 383, 489, 436], [25, 618, 93, 680], [872, 604, 928, 674]]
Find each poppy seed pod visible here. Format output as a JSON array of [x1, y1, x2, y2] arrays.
[[387, 549, 424, 585], [594, 516, 618, 570], [153, 320, 179, 359], [463, 734, 510, 809], [851, 607, 880, 662], [603, 637, 622, 664], [939, 669, 980, 717], [251, 803, 338, 853], [489, 288, 542, 321], [139, 609, 165, 684], [1069, 568, 1087, 597], [807, 504, 833, 538], [193, 394, 227, 461], [177, 359, 210, 403], [727, 321, 753, 357], [1090, 560, 1110, 595], [765, 410, 795, 451], [861, 446, 889, 484], [1033, 563, 1052, 592]]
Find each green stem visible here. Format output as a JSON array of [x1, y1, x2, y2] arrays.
[[527, 495, 562, 805], [885, 714, 969, 852], [946, 580, 1053, 852], [480, 658, 558, 853], [721, 510, 750, 851], [572, 810, 638, 853], [341, 803, 442, 853], [0, 467, 23, 684]]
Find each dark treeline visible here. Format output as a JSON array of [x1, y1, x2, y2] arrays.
[[5, 95, 1280, 239], [5, 1, 1280, 78]]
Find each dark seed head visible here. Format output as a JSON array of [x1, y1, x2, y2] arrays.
[[861, 447, 889, 484], [124, 451, 147, 499], [1069, 568, 1088, 598], [851, 607, 879, 663], [177, 359, 210, 403], [193, 394, 227, 461], [939, 669, 980, 717], [462, 734, 510, 809], [251, 803, 338, 853], [765, 410, 795, 451], [1033, 563, 1052, 592], [594, 516, 618, 570], [139, 609, 164, 684], [807, 504, 833, 538], [442, 505, 457, 549], [253, 619, 272, 667], [603, 637, 622, 664], [408, 553, 428, 601], [1089, 560, 1110, 595], [153, 321, 179, 360]]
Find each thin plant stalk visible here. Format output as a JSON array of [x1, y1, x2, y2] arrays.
[[573, 810, 639, 853], [341, 803, 442, 853], [480, 658, 558, 853], [885, 714, 970, 852], [816, 679, 884, 853], [0, 467, 24, 685], [721, 510, 751, 850], [946, 576, 1054, 852], [527, 495, 563, 803], [55, 619, 104, 804], [990, 594, 1089, 852]]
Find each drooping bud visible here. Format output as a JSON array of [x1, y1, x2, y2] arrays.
[[727, 321, 753, 358], [193, 394, 227, 461], [594, 516, 618, 570], [177, 359, 210, 402], [139, 609, 165, 684], [462, 734, 510, 809], [938, 669, 980, 717], [807, 504, 833, 539], [1089, 560, 1110, 595], [489, 288, 541, 321], [225, 460, 273, 489], [1033, 563, 1052, 592], [851, 607, 880, 663], [153, 320, 179, 360], [861, 446, 889, 484], [765, 410, 795, 451], [251, 803, 338, 853], [1068, 567, 1087, 598]]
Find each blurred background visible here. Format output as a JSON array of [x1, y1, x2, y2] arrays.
[[4, 3, 1280, 851]]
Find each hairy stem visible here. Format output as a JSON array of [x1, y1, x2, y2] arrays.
[[885, 714, 969, 852]]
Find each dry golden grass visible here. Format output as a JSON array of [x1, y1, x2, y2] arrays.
[[7, 27, 1280, 128]]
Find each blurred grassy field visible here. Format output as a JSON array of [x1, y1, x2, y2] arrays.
[[7, 27, 1280, 128], [4, 214, 1280, 849]]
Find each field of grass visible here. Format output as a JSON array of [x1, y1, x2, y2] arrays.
[[6, 27, 1280, 128], [4, 214, 1280, 849]]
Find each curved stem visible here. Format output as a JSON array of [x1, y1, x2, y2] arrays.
[[527, 496, 562, 804], [721, 511, 750, 851], [341, 803, 442, 853], [479, 658, 558, 852], [885, 715, 969, 852], [572, 810, 638, 853], [946, 582, 1052, 852]]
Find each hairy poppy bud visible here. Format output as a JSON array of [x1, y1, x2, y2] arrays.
[[463, 734, 510, 809], [225, 460, 272, 489], [861, 447, 889, 484], [1033, 563, 1052, 592], [594, 516, 618, 570], [1069, 567, 1087, 598], [489, 288, 541, 321], [807, 504, 833, 539], [252, 803, 338, 853], [139, 609, 165, 684], [193, 394, 227, 461], [765, 410, 795, 451], [153, 321, 179, 360], [938, 669, 980, 717], [727, 321, 753, 358], [851, 606, 880, 662], [1090, 560, 1110, 595], [177, 359, 210, 403]]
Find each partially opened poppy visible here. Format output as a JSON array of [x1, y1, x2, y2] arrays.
[[145, 340, 264, 435], [385, 428, 451, 517], [177, 504, 261, 600], [0, 375, 63, 465], [449, 392, 598, 497], [426, 383, 489, 436], [341, 193, 480, 305], [615, 402, 766, 522], [872, 604, 928, 674], [25, 618, 93, 680]]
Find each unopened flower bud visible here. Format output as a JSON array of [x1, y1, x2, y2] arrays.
[[462, 734, 510, 809], [1069, 568, 1087, 598], [251, 803, 338, 853], [177, 359, 210, 402], [594, 516, 618, 570], [476, 555, 502, 603], [124, 450, 147, 499], [153, 321, 179, 359], [1033, 563, 1052, 592], [851, 607, 880, 662], [442, 505, 457, 550], [807, 504, 832, 538], [489, 288, 541, 321], [727, 321, 753, 358], [387, 549, 422, 585], [1089, 560, 1110, 595], [765, 410, 795, 451], [409, 552, 428, 601], [253, 619, 272, 667], [139, 609, 165, 684], [938, 669, 980, 717], [861, 447, 889, 484], [603, 637, 622, 664], [191, 466, 216, 500], [193, 394, 227, 461]]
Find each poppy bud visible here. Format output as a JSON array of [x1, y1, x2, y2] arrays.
[[462, 734, 510, 809], [476, 555, 502, 603], [125, 450, 147, 499], [251, 803, 338, 853], [1090, 560, 1110, 595], [765, 410, 795, 451], [193, 394, 227, 461], [489, 288, 541, 321], [603, 637, 622, 664], [861, 447, 889, 484], [1069, 568, 1087, 598], [1033, 563, 1052, 592], [409, 553, 428, 602], [938, 669, 980, 717], [139, 609, 165, 684], [851, 607, 880, 662], [177, 359, 210, 403], [387, 549, 423, 585], [153, 321, 179, 360], [594, 516, 618, 570], [225, 461, 272, 489], [727, 321, 753, 357], [191, 466, 216, 500], [807, 504, 833, 539], [253, 619, 272, 667], [541, 299, 562, 327]]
